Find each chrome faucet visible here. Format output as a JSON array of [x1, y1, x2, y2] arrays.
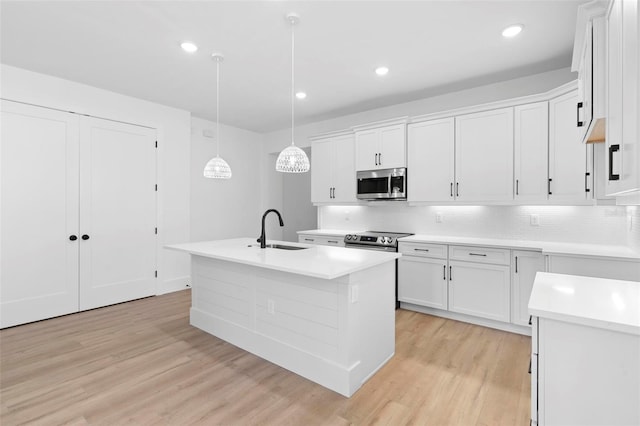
[[257, 209, 284, 248]]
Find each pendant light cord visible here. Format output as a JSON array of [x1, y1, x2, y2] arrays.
[[216, 58, 221, 157], [291, 18, 295, 146]]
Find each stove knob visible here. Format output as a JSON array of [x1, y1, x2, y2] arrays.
[[345, 235, 351, 240]]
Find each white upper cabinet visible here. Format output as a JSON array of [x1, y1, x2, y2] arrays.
[[407, 118, 455, 203], [605, 0, 640, 197], [455, 108, 514, 202], [573, 2, 607, 144], [311, 133, 355, 203], [355, 123, 406, 171], [514, 102, 549, 202], [549, 90, 590, 202]]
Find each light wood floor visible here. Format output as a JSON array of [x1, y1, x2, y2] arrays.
[[1, 290, 531, 425]]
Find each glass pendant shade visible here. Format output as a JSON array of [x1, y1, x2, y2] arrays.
[[203, 155, 232, 179], [276, 144, 310, 173]]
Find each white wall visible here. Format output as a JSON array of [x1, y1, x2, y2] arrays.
[[320, 205, 630, 246], [1, 64, 191, 294], [190, 117, 263, 242]]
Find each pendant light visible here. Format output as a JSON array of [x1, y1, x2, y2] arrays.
[[203, 53, 232, 179], [275, 13, 310, 173]]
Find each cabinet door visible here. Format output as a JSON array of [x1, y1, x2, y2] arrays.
[[332, 135, 356, 203], [606, 0, 624, 195], [512, 251, 545, 327], [79, 117, 157, 310], [379, 125, 406, 169], [355, 129, 379, 171], [408, 118, 455, 202], [448, 261, 511, 322], [577, 22, 593, 143], [311, 138, 333, 203], [514, 102, 549, 202], [0, 101, 80, 328], [398, 256, 448, 310], [455, 108, 514, 202], [549, 91, 588, 202]]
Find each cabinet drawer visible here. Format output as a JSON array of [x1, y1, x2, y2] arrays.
[[399, 242, 447, 259], [298, 235, 345, 247], [448, 245, 510, 265]]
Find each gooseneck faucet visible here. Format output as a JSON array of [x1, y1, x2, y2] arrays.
[[257, 209, 284, 248]]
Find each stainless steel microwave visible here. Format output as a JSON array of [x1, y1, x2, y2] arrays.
[[356, 168, 407, 200]]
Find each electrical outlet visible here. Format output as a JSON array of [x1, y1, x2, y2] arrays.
[[436, 212, 443, 223], [530, 214, 540, 226], [267, 299, 275, 314]]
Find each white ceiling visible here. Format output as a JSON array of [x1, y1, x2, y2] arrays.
[[0, 1, 584, 133]]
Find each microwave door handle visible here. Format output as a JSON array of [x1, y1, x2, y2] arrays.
[[388, 175, 392, 197]]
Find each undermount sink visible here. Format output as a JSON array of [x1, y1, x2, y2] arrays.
[[248, 244, 309, 251]]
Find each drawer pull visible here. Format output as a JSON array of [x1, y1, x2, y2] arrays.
[[327, 240, 338, 244], [413, 248, 430, 252], [449, 266, 452, 281], [443, 265, 446, 280], [528, 359, 532, 374], [529, 315, 533, 325], [304, 238, 314, 242], [469, 253, 487, 257]]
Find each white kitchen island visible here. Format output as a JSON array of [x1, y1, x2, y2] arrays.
[[166, 238, 400, 397]]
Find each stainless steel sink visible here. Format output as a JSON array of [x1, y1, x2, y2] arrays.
[[248, 244, 309, 250]]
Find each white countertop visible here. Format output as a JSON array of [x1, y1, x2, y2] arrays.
[[165, 238, 400, 280], [399, 234, 640, 260], [529, 272, 640, 335]]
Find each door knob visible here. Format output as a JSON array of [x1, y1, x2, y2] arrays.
[[69, 235, 78, 241], [81, 234, 90, 240]]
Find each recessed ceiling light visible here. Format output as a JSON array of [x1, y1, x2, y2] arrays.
[[295, 92, 307, 100], [375, 66, 389, 76], [180, 41, 198, 53], [502, 24, 524, 38]]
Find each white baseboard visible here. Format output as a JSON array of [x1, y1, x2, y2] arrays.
[[158, 276, 190, 295]]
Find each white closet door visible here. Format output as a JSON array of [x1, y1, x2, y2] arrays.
[[79, 117, 156, 310], [1, 101, 80, 328]]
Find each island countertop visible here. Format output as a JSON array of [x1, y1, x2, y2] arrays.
[[165, 238, 400, 280]]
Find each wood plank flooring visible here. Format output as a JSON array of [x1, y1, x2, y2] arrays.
[[1, 290, 531, 425]]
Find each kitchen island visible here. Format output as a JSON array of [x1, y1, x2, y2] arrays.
[[165, 238, 400, 397]]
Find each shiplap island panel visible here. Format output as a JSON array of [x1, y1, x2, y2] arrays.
[[165, 238, 400, 397]]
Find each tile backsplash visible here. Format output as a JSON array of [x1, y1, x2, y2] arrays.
[[320, 204, 632, 246]]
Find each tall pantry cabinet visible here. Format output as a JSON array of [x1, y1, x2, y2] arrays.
[[1, 100, 158, 328]]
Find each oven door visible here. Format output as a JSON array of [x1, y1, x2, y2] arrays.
[[344, 243, 397, 253]]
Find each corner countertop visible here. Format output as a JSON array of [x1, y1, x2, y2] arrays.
[[529, 272, 640, 335], [165, 238, 400, 280], [399, 234, 640, 260]]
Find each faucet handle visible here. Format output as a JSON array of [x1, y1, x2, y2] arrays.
[[256, 237, 262, 243]]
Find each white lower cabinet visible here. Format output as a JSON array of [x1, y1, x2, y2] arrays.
[[398, 243, 448, 310], [298, 234, 345, 247], [532, 317, 640, 425], [1, 101, 157, 328], [448, 260, 510, 323], [399, 242, 511, 325], [511, 250, 545, 327]]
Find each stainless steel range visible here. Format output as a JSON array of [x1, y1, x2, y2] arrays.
[[344, 231, 413, 309], [343, 231, 413, 252]]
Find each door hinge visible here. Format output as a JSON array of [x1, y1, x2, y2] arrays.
[[155, 270, 158, 278]]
